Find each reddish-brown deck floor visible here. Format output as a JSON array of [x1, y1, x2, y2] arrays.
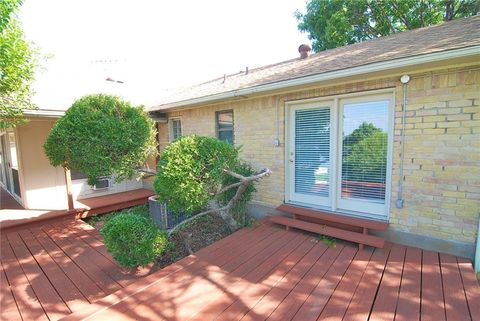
[[0, 218, 151, 321], [1, 220, 479, 321]]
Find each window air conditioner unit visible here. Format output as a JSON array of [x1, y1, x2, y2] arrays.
[[93, 177, 111, 190]]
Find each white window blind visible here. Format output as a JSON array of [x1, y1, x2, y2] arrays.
[[171, 119, 182, 140], [340, 100, 389, 203], [295, 108, 330, 197]]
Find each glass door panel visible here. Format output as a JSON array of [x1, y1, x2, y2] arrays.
[[289, 104, 332, 207], [338, 99, 390, 217]]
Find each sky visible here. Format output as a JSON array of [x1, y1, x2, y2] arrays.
[[18, 0, 311, 109]]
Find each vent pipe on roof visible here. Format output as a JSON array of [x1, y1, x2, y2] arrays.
[[298, 44, 312, 59]]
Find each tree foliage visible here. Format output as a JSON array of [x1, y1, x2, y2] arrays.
[[296, 0, 479, 52], [343, 131, 388, 183], [44, 94, 157, 185], [101, 211, 170, 268], [343, 122, 382, 157], [153, 135, 241, 215], [0, 0, 36, 129]]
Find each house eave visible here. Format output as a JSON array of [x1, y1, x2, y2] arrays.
[[150, 45, 480, 111], [23, 109, 65, 118]]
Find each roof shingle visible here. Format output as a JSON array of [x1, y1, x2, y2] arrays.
[[150, 16, 480, 110]]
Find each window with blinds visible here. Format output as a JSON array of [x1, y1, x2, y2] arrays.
[[340, 100, 389, 203], [294, 108, 330, 197], [216, 110, 234, 144], [170, 119, 182, 141]]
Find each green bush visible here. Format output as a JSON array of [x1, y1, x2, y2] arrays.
[[101, 212, 170, 268], [153, 135, 240, 215], [44, 94, 157, 185]]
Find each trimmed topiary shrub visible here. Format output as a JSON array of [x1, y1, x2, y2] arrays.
[[101, 212, 170, 268], [43, 94, 157, 185], [153, 135, 240, 215]]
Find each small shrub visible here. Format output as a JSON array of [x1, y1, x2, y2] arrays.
[[101, 212, 170, 267]]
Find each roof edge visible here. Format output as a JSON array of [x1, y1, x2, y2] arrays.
[[150, 45, 480, 111], [23, 109, 65, 118]]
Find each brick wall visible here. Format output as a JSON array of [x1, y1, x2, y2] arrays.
[[157, 65, 480, 245]]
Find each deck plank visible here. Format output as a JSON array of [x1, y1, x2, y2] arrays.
[[0, 259, 22, 321], [394, 246, 422, 321], [29, 225, 107, 303], [266, 244, 345, 321], [368, 244, 406, 321], [240, 241, 329, 321], [18, 228, 90, 313], [316, 248, 374, 321], [421, 250, 446, 321], [40, 223, 123, 294], [115, 230, 303, 321], [440, 253, 471, 321], [342, 244, 392, 321], [6, 232, 71, 320], [63, 223, 279, 321], [211, 234, 314, 321], [290, 245, 357, 321], [1, 235, 49, 321], [457, 256, 480, 321]]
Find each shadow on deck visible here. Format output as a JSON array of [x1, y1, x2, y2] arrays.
[[3, 219, 475, 321]]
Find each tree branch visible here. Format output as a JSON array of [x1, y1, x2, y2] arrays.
[[168, 168, 271, 236]]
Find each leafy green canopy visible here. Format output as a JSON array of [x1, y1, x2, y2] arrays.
[[296, 0, 479, 52], [44, 94, 157, 185], [101, 212, 170, 267], [343, 130, 388, 183], [0, 0, 36, 129], [154, 135, 250, 215]]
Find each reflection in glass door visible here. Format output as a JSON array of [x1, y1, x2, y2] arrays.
[[338, 99, 390, 217], [0, 134, 11, 192]]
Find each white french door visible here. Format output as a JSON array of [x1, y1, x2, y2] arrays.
[[286, 91, 393, 220]]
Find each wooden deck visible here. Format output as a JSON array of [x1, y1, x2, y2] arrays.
[[0, 218, 151, 321], [62, 222, 479, 321]]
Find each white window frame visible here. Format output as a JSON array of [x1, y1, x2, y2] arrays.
[[285, 88, 395, 221], [169, 118, 182, 142]]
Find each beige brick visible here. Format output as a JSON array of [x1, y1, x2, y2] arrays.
[[446, 127, 471, 134], [438, 107, 462, 115], [446, 114, 472, 121], [437, 121, 461, 128], [423, 115, 446, 122], [423, 128, 445, 134], [463, 106, 479, 113], [448, 99, 474, 108], [415, 122, 435, 129]]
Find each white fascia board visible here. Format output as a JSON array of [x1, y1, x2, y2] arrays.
[[152, 45, 480, 111], [23, 109, 65, 118]]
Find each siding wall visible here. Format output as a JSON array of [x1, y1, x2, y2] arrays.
[[157, 65, 480, 247]]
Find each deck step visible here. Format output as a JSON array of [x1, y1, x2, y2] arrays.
[[277, 204, 388, 231], [269, 215, 385, 248]]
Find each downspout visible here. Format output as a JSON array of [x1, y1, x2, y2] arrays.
[[476, 219, 480, 274], [396, 75, 410, 209]]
